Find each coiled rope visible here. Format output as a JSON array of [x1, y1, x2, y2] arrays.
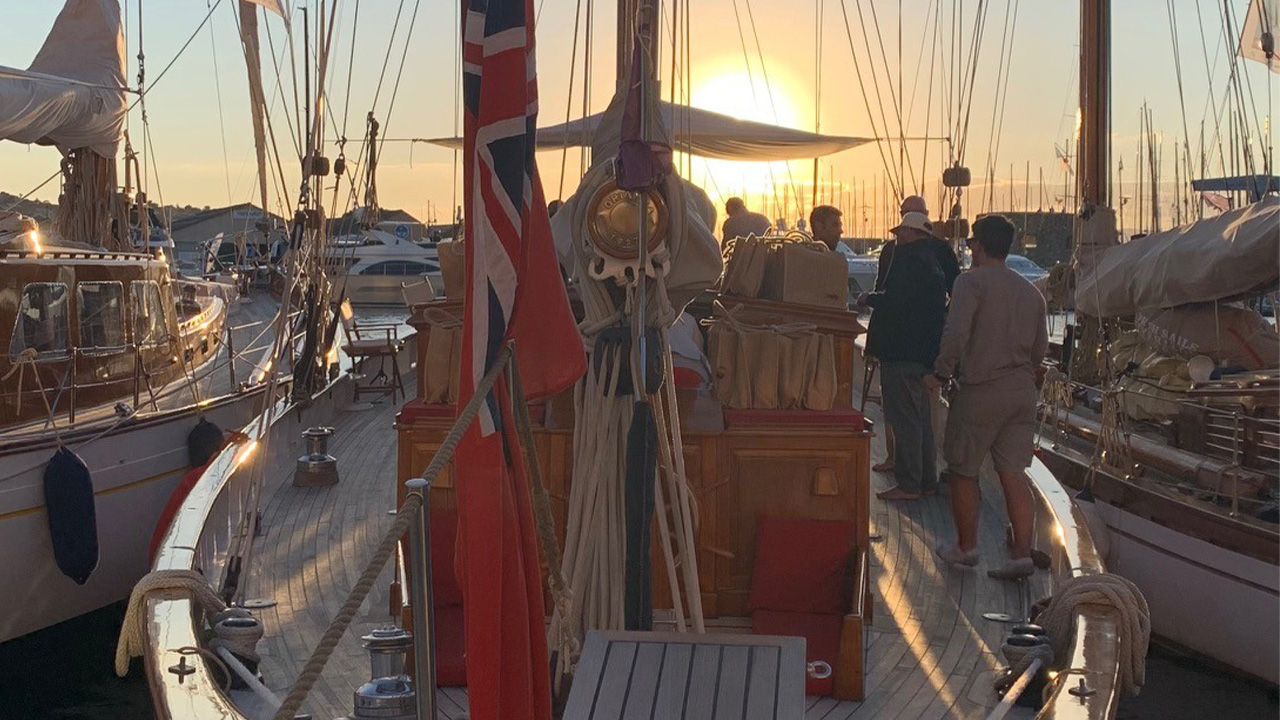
[[1032, 573, 1150, 696], [115, 569, 229, 676]]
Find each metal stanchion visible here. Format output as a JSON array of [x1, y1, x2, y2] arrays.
[[404, 478, 437, 720]]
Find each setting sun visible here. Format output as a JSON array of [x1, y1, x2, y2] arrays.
[[688, 65, 813, 218]]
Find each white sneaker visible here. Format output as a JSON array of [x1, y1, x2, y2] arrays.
[[987, 557, 1036, 580], [935, 543, 979, 567]]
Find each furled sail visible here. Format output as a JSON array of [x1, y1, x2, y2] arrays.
[[428, 99, 876, 161], [243, 0, 289, 21], [1240, 0, 1279, 73], [0, 0, 126, 158], [1076, 196, 1280, 318]]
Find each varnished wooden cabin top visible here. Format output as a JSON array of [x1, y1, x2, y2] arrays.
[[0, 249, 228, 430]]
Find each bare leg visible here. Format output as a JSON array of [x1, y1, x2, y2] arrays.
[[996, 470, 1034, 559], [949, 474, 981, 553], [873, 426, 896, 472]]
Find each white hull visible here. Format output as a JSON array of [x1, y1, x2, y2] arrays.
[[0, 390, 266, 642], [334, 272, 441, 306], [1085, 497, 1279, 685]]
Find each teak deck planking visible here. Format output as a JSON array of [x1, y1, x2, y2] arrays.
[[244, 381, 1047, 720]]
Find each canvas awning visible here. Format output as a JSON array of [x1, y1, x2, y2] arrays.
[[0, 0, 127, 158], [427, 99, 876, 162], [1076, 196, 1280, 318]]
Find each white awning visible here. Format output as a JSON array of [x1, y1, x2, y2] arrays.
[[427, 100, 876, 162], [1076, 197, 1280, 317], [0, 0, 126, 158]]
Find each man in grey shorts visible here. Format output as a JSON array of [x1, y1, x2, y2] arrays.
[[926, 215, 1048, 579]]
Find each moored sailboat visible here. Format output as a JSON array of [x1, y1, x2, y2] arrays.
[[1037, 0, 1279, 688], [0, 0, 288, 643]]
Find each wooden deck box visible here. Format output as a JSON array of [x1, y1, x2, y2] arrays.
[[395, 399, 870, 620]]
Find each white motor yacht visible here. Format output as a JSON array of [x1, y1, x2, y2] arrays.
[[328, 228, 442, 306]]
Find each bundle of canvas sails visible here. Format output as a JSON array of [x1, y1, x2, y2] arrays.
[[1073, 196, 1279, 421], [0, 0, 127, 159]]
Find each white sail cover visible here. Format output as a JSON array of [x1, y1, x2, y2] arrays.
[[428, 99, 876, 161], [1076, 197, 1280, 317], [1240, 0, 1279, 72], [0, 0, 126, 157]]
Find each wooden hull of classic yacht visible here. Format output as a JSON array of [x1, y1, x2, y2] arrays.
[[0, 386, 266, 643], [1037, 444, 1280, 686]]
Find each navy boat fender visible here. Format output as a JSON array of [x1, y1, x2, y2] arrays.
[[43, 447, 99, 585]]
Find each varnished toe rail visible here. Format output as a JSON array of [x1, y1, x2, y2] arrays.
[[1014, 457, 1122, 720]]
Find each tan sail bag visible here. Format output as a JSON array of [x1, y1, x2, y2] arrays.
[[768, 241, 848, 309], [438, 239, 467, 300], [422, 309, 462, 404], [722, 236, 770, 298]]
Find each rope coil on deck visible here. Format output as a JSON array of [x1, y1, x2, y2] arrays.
[[1032, 572, 1151, 696]]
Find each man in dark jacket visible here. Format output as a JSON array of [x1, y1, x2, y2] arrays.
[[874, 196, 961, 295], [860, 211, 947, 500]]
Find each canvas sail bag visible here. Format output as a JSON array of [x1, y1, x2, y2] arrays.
[[438, 239, 467, 300], [771, 240, 848, 308], [776, 324, 819, 409], [422, 309, 461, 404], [723, 236, 770, 298], [804, 332, 838, 410], [742, 326, 781, 408]]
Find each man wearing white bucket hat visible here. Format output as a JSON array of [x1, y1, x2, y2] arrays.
[[862, 210, 947, 500]]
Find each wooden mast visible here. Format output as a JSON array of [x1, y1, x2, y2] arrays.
[[1069, 0, 1113, 384], [1077, 0, 1109, 211], [237, 1, 272, 224]]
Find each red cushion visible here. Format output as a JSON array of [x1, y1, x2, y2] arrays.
[[433, 604, 467, 686], [748, 514, 855, 614], [430, 510, 464, 606], [752, 609, 843, 696]]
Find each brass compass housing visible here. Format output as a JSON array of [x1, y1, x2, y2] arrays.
[[585, 181, 669, 260]]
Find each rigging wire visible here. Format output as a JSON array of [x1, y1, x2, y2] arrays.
[[979, 0, 1019, 213], [727, 0, 784, 216], [740, 0, 802, 205], [207, 0, 235, 206], [339, 0, 362, 142], [1221, 0, 1269, 180], [1164, 0, 1194, 207], [557, 0, 585, 202], [1194, 1, 1229, 176], [836, 0, 904, 201], [127, 0, 222, 112], [857, 0, 915, 194], [952, 0, 991, 165]]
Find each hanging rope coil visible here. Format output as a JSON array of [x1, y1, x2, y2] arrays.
[[1031, 572, 1151, 697], [115, 569, 229, 677]]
